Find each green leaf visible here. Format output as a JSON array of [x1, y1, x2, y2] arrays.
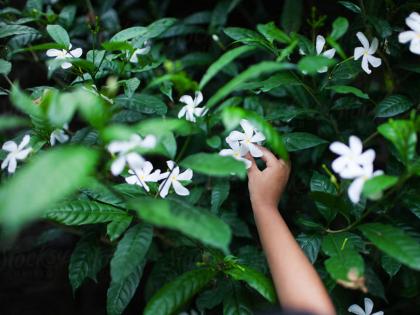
[[281, 0, 303, 33], [0, 147, 98, 231], [10, 84, 44, 118], [330, 17, 349, 40], [402, 190, 420, 219], [359, 223, 420, 270], [282, 132, 327, 151], [199, 46, 256, 89], [107, 217, 133, 242], [46, 24, 70, 47], [324, 251, 364, 282], [130, 197, 232, 252], [102, 41, 134, 51], [378, 119, 417, 164], [257, 21, 291, 44], [110, 18, 177, 42], [144, 268, 217, 315], [69, 235, 107, 292], [223, 283, 253, 315], [211, 179, 230, 214], [298, 55, 336, 75], [180, 153, 247, 178], [338, 1, 361, 13], [206, 61, 295, 109], [114, 94, 167, 115], [110, 223, 153, 283], [0, 115, 30, 131], [222, 107, 289, 160], [223, 27, 270, 49], [47, 90, 78, 127], [0, 24, 39, 39], [326, 85, 369, 99], [381, 254, 401, 278], [362, 175, 398, 198], [44, 200, 130, 226], [224, 264, 276, 303], [322, 233, 365, 255], [107, 260, 145, 315], [296, 234, 322, 263], [375, 95, 412, 118], [0, 59, 12, 75]]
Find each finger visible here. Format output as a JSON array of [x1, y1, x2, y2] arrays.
[[246, 153, 260, 176], [258, 146, 279, 167]]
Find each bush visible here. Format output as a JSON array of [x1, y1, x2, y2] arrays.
[[0, 0, 419, 314]]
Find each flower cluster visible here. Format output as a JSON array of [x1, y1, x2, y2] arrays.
[[330, 136, 382, 203], [107, 135, 193, 198], [219, 119, 265, 168], [398, 12, 420, 55]]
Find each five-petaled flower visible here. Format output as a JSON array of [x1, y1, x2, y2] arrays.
[[50, 124, 69, 146], [354, 32, 382, 74], [329, 135, 375, 179], [348, 297, 383, 315], [219, 139, 252, 169], [315, 35, 336, 73], [398, 12, 420, 55], [178, 91, 208, 123], [159, 160, 193, 198], [330, 135, 382, 203], [107, 134, 156, 176], [46, 44, 83, 69], [226, 119, 265, 157], [1, 135, 32, 174], [129, 40, 151, 63], [125, 161, 162, 192]]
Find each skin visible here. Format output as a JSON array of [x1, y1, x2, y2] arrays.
[[247, 147, 336, 315]]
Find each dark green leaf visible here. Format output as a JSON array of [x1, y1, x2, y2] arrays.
[[338, 1, 361, 13], [375, 95, 412, 118], [297, 234, 322, 263], [0, 24, 39, 39], [326, 85, 369, 99], [298, 56, 336, 75], [283, 132, 327, 151], [257, 21, 291, 44], [114, 94, 167, 115], [0, 59, 12, 75], [281, 0, 303, 33]]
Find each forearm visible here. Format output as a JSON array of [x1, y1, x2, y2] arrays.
[[253, 205, 336, 315]]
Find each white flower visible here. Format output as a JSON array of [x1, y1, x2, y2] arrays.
[[46, 43, 83, 69], [129, 41, 151, 63], [1, 135, 32, 174], [50, 124, 69, 146], [329, 136, 375, 179], [347, 163, 383, 204], [179, 310, 199, 315], [315, 35, 336, 73], [354, 32, 382, 74], [219, 139, 252, 169], [398, 12, 420, 55], [226, 119, 265, 157], [107, 134, 156, 176], [178, 91, 208, 122], [125, 161, 162, 192], [348, 297, 383, 315], [159, 160, 193, 198]]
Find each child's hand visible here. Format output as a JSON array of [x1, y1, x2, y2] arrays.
[[247, 146, 291, 210]]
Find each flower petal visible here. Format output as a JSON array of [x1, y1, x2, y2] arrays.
[[348, 304, 366, 315], [357, 149, 375, 165], [364, 298, 374, 315], [125, 175, 140, 185], [371, 312, 384, 315], [1, 156, 10, 170], [348, 177, 365, 203], [111, 156, 126, 176], [316, 35, 326, 55], [406, 12, 420, 33], [70, 47, 83, 58], [251, 131, 265, 143], [367, 55, 381, 68], [178, 105, 187, 118], [142, 161, 154, 175], [331, 156, 348, 174], [194, 107, 208, 117], [349, 136, 363, 155], [356, 32, 370, 49], [146, 170, 162, 182], [329, 141, 350, 155], [194, 91, 203, 106], [227, 131, 246, 142], [61, 62, 73, 69], [159, 178, 172, 198], [166, 160, 175, 170], [219, 149, 234, 156], [361, 55, 371, 74], [398, 30, 416, 43], [354, 47, 365, 60], [7, 157, 17, 173], [46, 49, 61, 57], [248, 143, 263, 157], [2, 141, 17, 152], [172, 180, 190, 196], [179, 95, 194, 106], [141, 135, 156, 148], [409, 37, 420, 55], [15, 148, 32, 160], [240, 157, 252, 169], [126, 152, 145, 169], [340, 163, 365, 179], [18, 134, 31, 150], [177, 168, 193, 181], [323, 48, 336, 59], [240, 119, 255, 138], [368, 38, 379, 54]]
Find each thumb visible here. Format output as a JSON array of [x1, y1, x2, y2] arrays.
[[246, 153, 259, 176]]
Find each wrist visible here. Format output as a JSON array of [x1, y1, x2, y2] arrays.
[[251, 202, 278, 215]]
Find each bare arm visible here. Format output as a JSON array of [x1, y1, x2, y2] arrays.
[[247, 147, 335, 315]]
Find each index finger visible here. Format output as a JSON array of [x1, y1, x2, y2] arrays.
[[258, 145, 280, 167]]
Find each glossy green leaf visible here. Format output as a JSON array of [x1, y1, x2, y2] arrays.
[[0, 59, 12, 75], [0, 24, 39, 39], [298, 55, 336, 75], [375, 95, 412, 118], [180, 153, 247, 178], [114, 94, 167, 115], [362, 175, 398, 198], [359, 223, 420, 270], [283, 132, 327, 151], [130, 197, 232, 252], [46, 24, 70, 47], [330, 17, 349, 40], [326, 85, 369, 99], [144, 268, 217, 315], [110, 223, 153, 283], [297, 234, 322, 263], [257, 21, 291, 44], [0, 147, 98, 231], [281, 0, 302, 33], [110, 18, 176, 41]]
